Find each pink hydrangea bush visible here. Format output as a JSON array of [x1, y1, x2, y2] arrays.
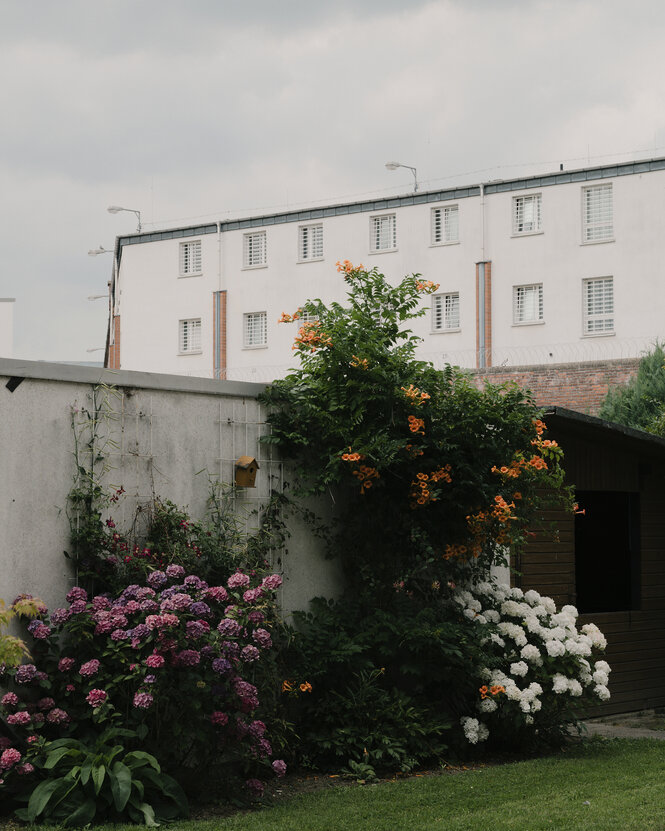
[[0, 569, 287, 802]]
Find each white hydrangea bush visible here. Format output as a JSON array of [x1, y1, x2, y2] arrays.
[[454, 581, 610, 746]]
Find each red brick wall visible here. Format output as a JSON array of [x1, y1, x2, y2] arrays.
[[469, 358, 640, 415]]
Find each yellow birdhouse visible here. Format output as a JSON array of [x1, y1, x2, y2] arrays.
[[235, 456, 260, 488]]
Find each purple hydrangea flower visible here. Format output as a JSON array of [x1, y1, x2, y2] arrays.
[[217, 619, 242, 637], [240, 645, 260, 663], [245, 778, 264, 797], [205, 586, 229, 603], [184, 575, 207, 589], [92, 595, 112, 610], [49, 608, 71, 625], [86, 689, 107, 707], [247, 610, 265, 625], [227, 572, 250, 590], [69, 600, 88, 614], [15, 664, 38, 684], [222, 641, 240, 659], [79, 659, 100, 677], [175, 649, 201, 667], [144, 674, 156, 684], [1, 692, 19, 708], [186, 619, 210, 639], [252, 628, 272, 649], [58, 657, 75, 672], [189, 601, 211, 617], [212, 657, 232, 675], [165, 564, 185, 579], [66, 586, 87, 604], [160, 592, 191, 612], [7, 711, 31, 726], [46, 708, 70, 724], [272, 759, 287, 777], [243, 587, 263, 604], [111, 629, 129, 641], [147, 571, 167, 589], [133, 692, 154, 709], [248, 719, 267, 739], [261, 574, 283, 591]]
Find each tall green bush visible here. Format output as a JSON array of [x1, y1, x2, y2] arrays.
[[599, 343, 665, 433]]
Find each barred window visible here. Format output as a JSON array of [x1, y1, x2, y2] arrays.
[[298, 224, 323, 261], [513, 284, 543, 324], [243, 231, 267, 267], [512, 194, 542, 235], [583, 184, 613, 242], [244, 311, 267, 347], [432, 292, 460, 331], [179, 240, 202, 276], [431, 205, 459, 244], [583, 277, 614, 334], [179, 318, 202, 353], [370, 214, 396, 252]]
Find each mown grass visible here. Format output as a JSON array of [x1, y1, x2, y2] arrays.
[[15, 738, 665, 831]]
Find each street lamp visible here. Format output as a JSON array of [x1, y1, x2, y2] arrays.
[[107, 205, 142, 232], [385, 161, 418, 193], [88, 246, 113, 256]]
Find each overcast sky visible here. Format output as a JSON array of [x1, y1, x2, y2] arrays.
[[2, 0, 665, 362]]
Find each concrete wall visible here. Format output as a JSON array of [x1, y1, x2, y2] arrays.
[[0, 358, 341, 616]]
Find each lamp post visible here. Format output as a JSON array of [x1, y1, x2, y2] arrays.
[[385, 161, 418, 193], [107, 205, 142, 232]]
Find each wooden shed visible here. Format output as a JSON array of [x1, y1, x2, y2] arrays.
[[514, 406, 665, 716]]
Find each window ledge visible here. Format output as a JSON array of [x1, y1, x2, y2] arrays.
[[581, 331, 615, 338], [242, 344, 268, 350], [581, 238, 615, 246], [178, 273, 202, 279], [369, 248, 398, 255], [510, 231, 544, 239], [429, 241, 460, 248], [431, 327, 461, 334], [512, 320, 545, 327], [241, 264, 268, 271], [297, 257, 324, 265], [178, 350, 203, 356]]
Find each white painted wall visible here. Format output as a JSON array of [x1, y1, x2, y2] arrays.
[[0, 359, 341, 617], [113, 161, 665, 381], [0, 299, 15, 358]]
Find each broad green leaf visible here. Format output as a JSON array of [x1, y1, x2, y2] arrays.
[[110, 761, 132, 812], [44, 746, 77, 769], [62, 797, 96, 827], [91, 763, 106, 795], [124, 750, 160, 771], [27, 779, 63, 822]]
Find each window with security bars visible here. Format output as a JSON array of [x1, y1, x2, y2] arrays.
[[431, 205, 459, 244], [513, 284, 543, 324], [432, 293, 460, 331], [178, 318, 202, 353], [298, 224, 323, 261], [179, 240, 202, 275], [243, 231, 267, 267], [512, 194, 542, 235], [583, 277, 614, 334], [583, 184, 613, 242], [370, 214, 396, 252], [244, 311, 267, 347]]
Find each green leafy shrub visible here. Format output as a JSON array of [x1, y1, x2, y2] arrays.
[[599, 342, 665, 433]]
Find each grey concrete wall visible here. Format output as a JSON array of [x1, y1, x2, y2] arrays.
[[0, 359, 341, 617]]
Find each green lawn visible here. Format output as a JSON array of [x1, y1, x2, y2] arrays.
[[17, 739, 665, 831]]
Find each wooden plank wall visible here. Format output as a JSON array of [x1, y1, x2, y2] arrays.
[[514, 428, 665, 715]]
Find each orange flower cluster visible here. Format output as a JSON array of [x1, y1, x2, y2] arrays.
[[444, 542, 468, 560], [293, 321, 332, 352], [415, 280, 440, 292], [492, 494, 517, 523], [278, 311, 300, 323], [282, 679, 313, 693], [350, 355, 369, 370], [531, 438, 558, 449], [341, 449, 364, 462], [405, 443, 424, 458], [479, 684, 506, 700], [430, 464, 452, 483], [353, 464, 380, 494], [410, 472, 438, 508], [533, 418, 546, 436], [527, 455, 548, 470], [401, 384, 431, 406], [491, 460, 523, 479], [408, 415, 425, 435], [336, 259, 364, 275]]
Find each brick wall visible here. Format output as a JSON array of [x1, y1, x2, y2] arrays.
[[470, 358, 640, 415]]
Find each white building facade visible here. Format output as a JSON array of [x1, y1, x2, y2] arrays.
[[0, 299, 15, 358], [106, 158, 665, 381]]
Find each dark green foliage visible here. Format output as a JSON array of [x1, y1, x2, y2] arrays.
[[599, 343, 665, 433]]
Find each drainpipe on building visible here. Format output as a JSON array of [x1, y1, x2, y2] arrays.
[[213, 222, 227, 380], [476, 184, 492, 369]]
